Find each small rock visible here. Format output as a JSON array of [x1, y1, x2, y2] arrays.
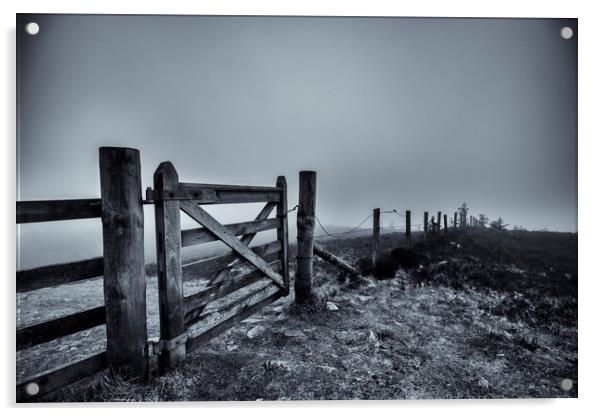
[[357, 295, 372, 302], [246, 326, 265, 339], [477, 377, 490, 389], [316, 365, 337, 373], [243, 317, 264, 324], [326, 302, 339, 311], [284, 329, 307, 340], [227, 344, 238, 351], [368, 330, 379, 344]]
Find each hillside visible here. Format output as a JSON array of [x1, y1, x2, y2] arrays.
[[20, 229, 577, 401]]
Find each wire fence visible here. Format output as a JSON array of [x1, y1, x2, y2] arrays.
[[314, 209, 427, 239]]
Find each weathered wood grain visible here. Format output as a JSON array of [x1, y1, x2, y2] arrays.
[[182, 241, 281, 282], [181, 218, 279, 247], [154, 161, 186, 370], [16, 352, 107, 402], [313, 244, 362, 280], [99, 147, 148, 380], [179, 183, 280, 204], [184, 260, 281, 327], [17, 199, 102, 223], [372, 208, 380, 268], [208, 201, 277, 286], [276, 176, 290, 294], [16, 306, 106, 351], [179, 201, 285, 288], [17, 257, 104, 293], [295, 171, 316, 304], [186, 279, 281, 352]]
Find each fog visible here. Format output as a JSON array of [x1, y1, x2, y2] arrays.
[[17, 15, 577, 269]]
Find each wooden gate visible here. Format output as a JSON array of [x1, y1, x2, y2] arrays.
[[149, 162, 290, 370]]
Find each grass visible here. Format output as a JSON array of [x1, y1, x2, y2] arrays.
[[18, 229, 577, 401]]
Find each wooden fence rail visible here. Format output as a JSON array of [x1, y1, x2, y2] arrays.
[[16, 147, 147, 401], [17, 147, 477, 401]]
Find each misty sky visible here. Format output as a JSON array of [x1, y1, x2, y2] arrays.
[[17, 15, 577, 269]]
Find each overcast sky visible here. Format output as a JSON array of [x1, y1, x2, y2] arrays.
[[17, 15, 577, 268]]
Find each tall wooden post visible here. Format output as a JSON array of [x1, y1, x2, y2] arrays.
[[276, 176, 290, 295], [454, 212, 458, 229], [424, 211, 429, 237], [99, 147, 148, 381], [444, 214, 448, 232], [154, 162, 186, 371], [295, 171, 316, 304], [372, 208, 381, 268], [405, 210, 411, 246]]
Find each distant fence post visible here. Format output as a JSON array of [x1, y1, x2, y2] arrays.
[[276, 176, 290, 295], [454, 212, 458, 229], [424, 211, 428, 237], [372, 208, 381, 268], [444, 214, 448, 232], [437, 211, 442, 232], [295, 171, 316, 304], [405, 210, 411, 246], [99, 147, 148, 381], [153, 162, 186, 372]]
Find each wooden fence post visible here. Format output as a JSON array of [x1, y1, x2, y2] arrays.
[[437, 211, 442, 232], [454, 212, 458, 229], [276, 176, 290, 295], [444, 214, 448, 232], [295, 171, 316, 304], [372, 208, 380, 268], [405, 210, 411, 246], [424, 211, 428, 237], [99, 147, 148, 381], [154, 162, 186, 371]]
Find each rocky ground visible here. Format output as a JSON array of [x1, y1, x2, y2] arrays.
[[17, 229, 577, 401]]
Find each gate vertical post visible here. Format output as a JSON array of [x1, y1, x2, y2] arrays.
[[154, 162, 186, 371], [405, 210, 411, 247], [372, 208, 381, 268], [444, 214, 448, 232], [276, 176, 290, 295], [437, 211, 442, 232], [99, 147, 148, 380], [424, 211, 429, 238], [454, 212, 458, 229], [295, 171, 316, 304]]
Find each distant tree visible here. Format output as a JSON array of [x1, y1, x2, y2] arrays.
[[489, 217, 508, 230], [477, 214, 489, 228], [513, 225, 527, 231], [458, 202, 469, 228]]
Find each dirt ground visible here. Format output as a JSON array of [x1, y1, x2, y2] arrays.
[[17, 229, 577, 401]]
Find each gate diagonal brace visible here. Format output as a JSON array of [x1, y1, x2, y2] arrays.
[[148, 333, 188, 355], [145, 187, 218, 202]]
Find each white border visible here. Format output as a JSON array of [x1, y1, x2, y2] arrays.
[[2, 1, 601, 415]]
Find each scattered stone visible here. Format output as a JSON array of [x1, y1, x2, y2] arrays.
[[368, 330, 379, 345], [477, 377, 490, 389], [226, 344, 238, 351], [357, 295, 372, 302], [246, 326, 265, 339], [316, 365, 337, 373], [284, 329, 308, 340], [243, 317, 264, 324], [336, 330, 364, 344], [326, 301, 339, 311]]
